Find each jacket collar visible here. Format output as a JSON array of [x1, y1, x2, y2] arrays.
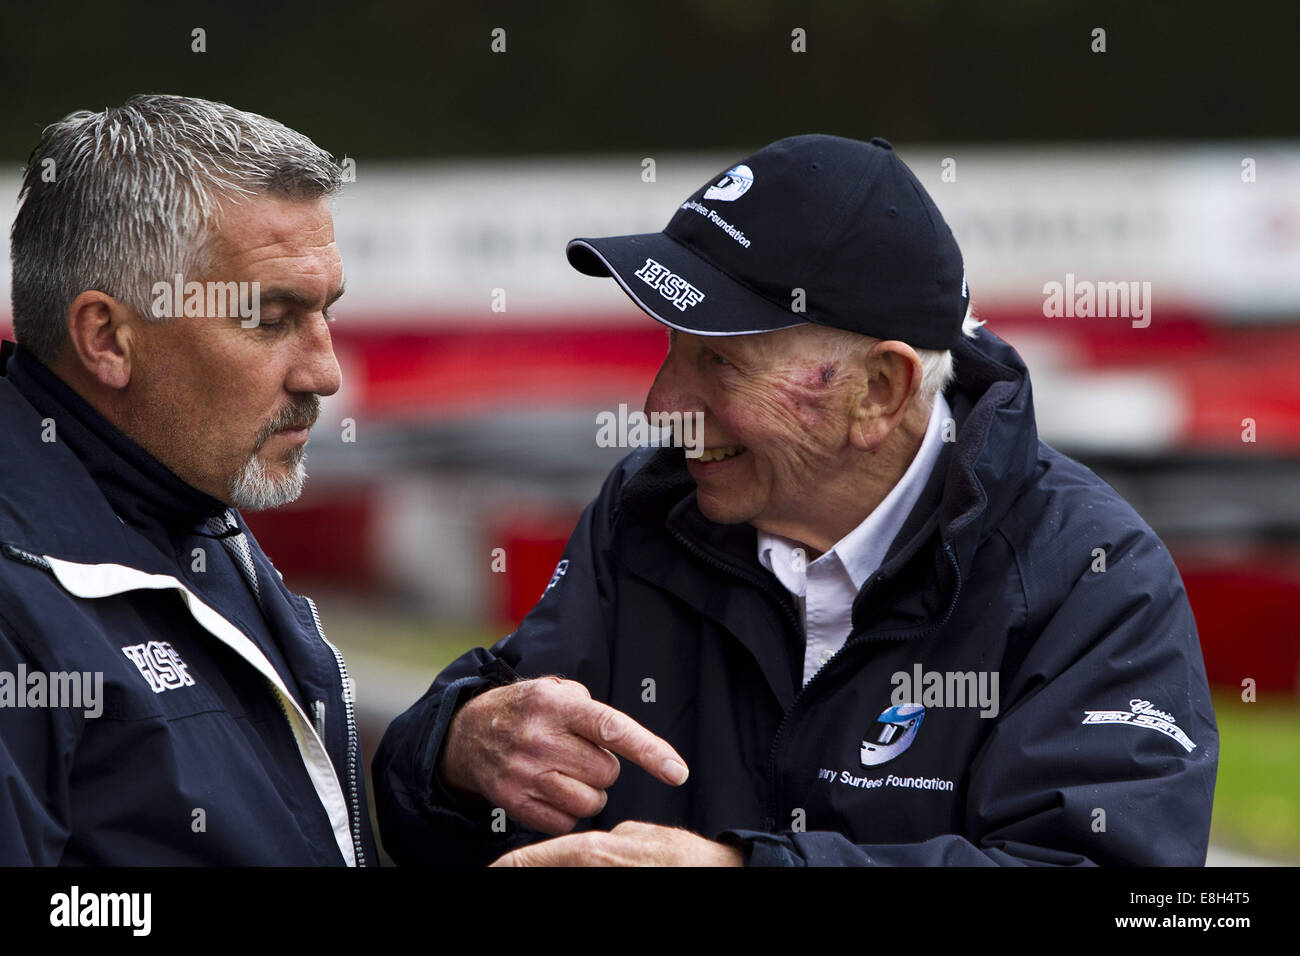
[[935, 327, 1039, 574], [1, 341, 227, 559], [0, 344, 194, 572]]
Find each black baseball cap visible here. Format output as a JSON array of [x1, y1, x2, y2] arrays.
[[566, 134, 969, 350]]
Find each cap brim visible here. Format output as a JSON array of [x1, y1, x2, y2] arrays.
[[566, 232, 805, 336]]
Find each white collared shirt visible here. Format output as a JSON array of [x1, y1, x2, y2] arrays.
[[758, 392, 951, 686]]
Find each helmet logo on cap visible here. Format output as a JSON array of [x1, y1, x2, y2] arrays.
[[703, 164, 754, 202]]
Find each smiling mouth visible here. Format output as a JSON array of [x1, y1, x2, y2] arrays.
[[695, 443, 747, 463]]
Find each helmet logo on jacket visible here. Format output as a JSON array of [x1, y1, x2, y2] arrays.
[[860, 702, 926, 766]]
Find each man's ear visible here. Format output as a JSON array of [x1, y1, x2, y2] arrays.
[[64, 291, 137, 390], [848, 340, 921, 452]]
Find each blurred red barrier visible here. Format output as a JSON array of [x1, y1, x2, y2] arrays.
[[1177, 548, 1300, 695], [491, 514, 579, 629], [244, 489, 378, 590]]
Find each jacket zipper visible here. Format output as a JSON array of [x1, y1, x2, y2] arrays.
[[760, 541, 963, 830], [1, 542, 53, 572], [312, 699, 327, 741], [665, 525, 804, 831], [303, 595, 367, 868], [263, 679, 350, 865], [667, 527, 804, 637]]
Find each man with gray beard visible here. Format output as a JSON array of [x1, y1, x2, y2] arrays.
[[0, 94, 376, 864]]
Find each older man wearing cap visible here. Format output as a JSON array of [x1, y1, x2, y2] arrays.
[[374, 134, 1217, 867]]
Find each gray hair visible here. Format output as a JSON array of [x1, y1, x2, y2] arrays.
[[10, 93, 343, 362], [822, 305, 984, 410], [915, 305, 985, 406]]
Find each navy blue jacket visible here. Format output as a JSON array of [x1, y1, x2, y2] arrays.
[[375, 327, 1218, 866], [0, 343, 377, 865]]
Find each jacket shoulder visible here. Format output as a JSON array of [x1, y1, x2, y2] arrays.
[[999, 440, 1184, 611], [0, 377, 129, 559]]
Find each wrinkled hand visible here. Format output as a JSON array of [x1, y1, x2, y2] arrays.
[[439, 677, 689, 835], [489, 820, 744, 867]]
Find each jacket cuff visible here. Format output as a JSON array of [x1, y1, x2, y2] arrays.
[[716, 829, 804, 867], [419, 680, 495, 824], [418, 651, 524, 825]]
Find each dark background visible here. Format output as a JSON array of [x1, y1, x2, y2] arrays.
[[2, 0, 1296, 164]]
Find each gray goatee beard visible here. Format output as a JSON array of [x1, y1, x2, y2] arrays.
[[228, 395, 319, 512], [229, 446, 308, 511]]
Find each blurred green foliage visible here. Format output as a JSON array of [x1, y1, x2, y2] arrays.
[[1210, 692, 1300, 862]]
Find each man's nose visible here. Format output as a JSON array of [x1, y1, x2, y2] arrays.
[[288, 313, 342, 398], [643, 350, 700, 419]]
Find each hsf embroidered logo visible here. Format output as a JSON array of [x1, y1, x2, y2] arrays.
[[860, 702, 926, 766], [1082, 698, 1197, 753], [121, 641, 195, 694], [634, 258, 706, 311], [542, 559, 569, 597], [703, 164, 754, 202]]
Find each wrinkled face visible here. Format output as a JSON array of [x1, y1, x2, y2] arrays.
[[122, 195, 343, 510], [643, 325, 864, 531]]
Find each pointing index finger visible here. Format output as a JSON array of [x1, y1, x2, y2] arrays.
[[569, 698, 689, 787]]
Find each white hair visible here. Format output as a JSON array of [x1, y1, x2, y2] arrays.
[[10, 93, 342, 362], [823, 305, 984, 409], [914, 305, 985, 406]]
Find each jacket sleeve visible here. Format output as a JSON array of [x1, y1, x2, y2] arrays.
[[719, 525, 1219, 866], [0, 613, 76, 865], [371, 452, 633, 867]]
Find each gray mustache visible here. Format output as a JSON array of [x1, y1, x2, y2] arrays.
[[255, 394, 321, 450]]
